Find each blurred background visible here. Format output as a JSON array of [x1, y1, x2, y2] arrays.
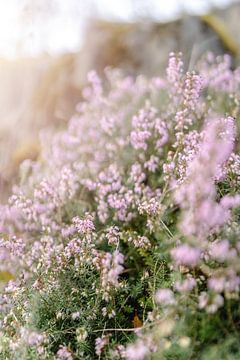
[[0, 0, 240, 200]]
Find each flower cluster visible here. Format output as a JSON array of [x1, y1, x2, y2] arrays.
[[0, 52, 240, 359]]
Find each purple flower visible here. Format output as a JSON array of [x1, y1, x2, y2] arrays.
[[175, 277, 196, 293], [125, 339, 149, 360], [57, 346, 73, 360], [171, 244, 201, 267], [155, 289, 175, 305]]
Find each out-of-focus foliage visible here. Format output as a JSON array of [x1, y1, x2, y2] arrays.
[[1, 2, 240, 202]]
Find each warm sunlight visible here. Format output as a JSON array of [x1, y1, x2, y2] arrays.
[[0, 1, 21, 57], [0, 0, 236, 58]]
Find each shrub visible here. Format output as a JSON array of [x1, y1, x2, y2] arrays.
[[0, 53, 240, 359]]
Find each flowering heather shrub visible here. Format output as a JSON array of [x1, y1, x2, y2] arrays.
[[1, 52, 240, 359]]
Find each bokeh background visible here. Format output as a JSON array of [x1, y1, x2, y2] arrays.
[[0, 0, 239, 200]]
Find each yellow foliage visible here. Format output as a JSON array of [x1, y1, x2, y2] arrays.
[[201, 14, 239, 56], [0, 271, 14, 282]]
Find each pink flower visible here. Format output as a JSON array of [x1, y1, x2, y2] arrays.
[[95, 336, 109, 356], [57, 346, 72, 360], [198, 292, 224, 313], [155, 289, 175, 305], [171, 244, 201, 267], [208, 277, 225, 293], [125, 339, 149, 360], [72, 214, 95, 234], [220, 194, 240, 209], [175, 277, 196, 293], [183, 71, 202, 110], [209, 240, 230, 262], [167, 52, 183, 94], [175, 116, 236, 237]]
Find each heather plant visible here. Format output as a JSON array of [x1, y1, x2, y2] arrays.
[[0, 52, 240, 359]]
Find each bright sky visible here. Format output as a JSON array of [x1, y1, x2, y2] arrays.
[[0, 0, 237, 58]]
